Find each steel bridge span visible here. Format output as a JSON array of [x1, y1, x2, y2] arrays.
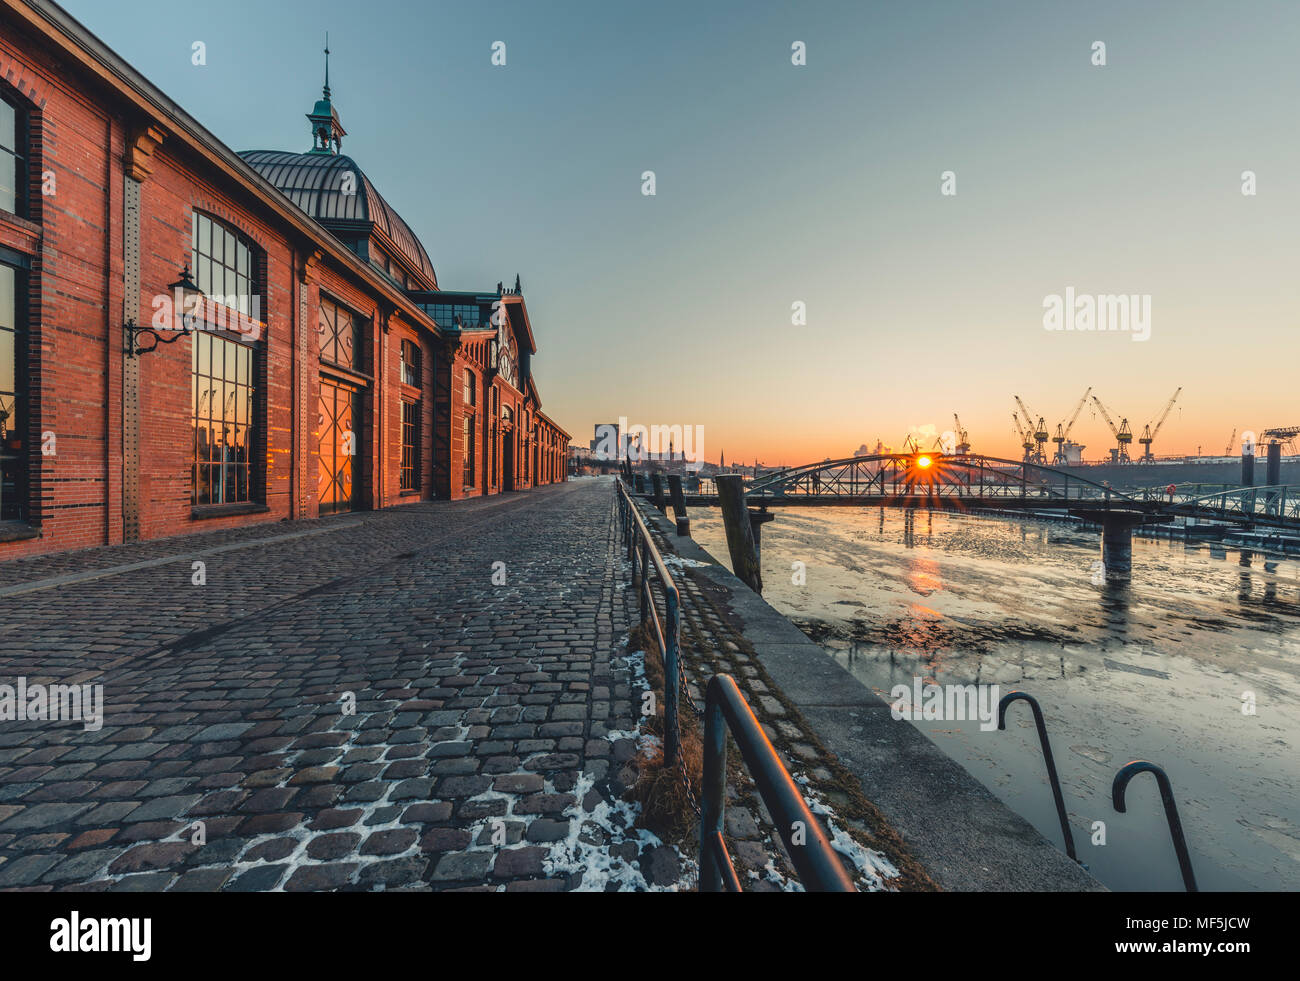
[[680, 453, 1300, 531]]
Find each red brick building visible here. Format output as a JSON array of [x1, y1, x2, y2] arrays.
[[0, 0, 569, 559]]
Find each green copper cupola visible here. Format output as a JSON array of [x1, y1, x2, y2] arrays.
[[306, 36, 346, 155]]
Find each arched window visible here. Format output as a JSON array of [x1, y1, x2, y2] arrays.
[[192, 212, 258, 317]]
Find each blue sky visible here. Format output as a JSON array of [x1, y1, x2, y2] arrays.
[[63, 0, 1300, 462]]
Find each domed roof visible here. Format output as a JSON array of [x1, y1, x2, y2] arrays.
[[239, 149, 437, 287]]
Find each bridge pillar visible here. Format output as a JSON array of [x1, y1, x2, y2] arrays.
[[1266, 441, 1281, 487], [716, 475, 763, 594], [1100, 512, 1144, 583]]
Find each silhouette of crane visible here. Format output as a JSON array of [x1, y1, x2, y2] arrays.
[[1012, 414, 1034, 463], [1052, 387, 1092, 465], [1014, 396, 1049, 465], [1092, 395, 1133, 463], [952, 414, 970, 455], [1138, 387, 1181, 462]]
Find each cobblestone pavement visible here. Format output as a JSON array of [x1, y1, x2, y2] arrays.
[[0, 478, 648, 892]]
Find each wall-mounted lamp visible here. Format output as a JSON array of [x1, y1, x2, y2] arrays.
[[124, 264, 204, 357]]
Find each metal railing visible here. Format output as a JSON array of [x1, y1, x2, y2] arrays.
[[616, 478, 681, 766], [1113, 761, 1198, 892], [997, 692, 1080, 864], [700, 674, 856, 892]]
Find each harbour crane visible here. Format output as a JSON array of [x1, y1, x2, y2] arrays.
[[1223, 429, 1237, 457], [1091, 395, 1133, 463], [1014, 396, 1049, 465], [952, 414, 971, 455], [1262, 426, 1300, 455], [1052, 386, 1092, 465], [1012, 414, 1034, 463], [1138, 387, 1182, 462]]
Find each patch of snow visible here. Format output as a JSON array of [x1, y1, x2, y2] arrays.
[[661, 554, 711, 569], [797, 782, 900, 892]]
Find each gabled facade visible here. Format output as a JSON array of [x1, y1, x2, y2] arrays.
[[0, 0, 568, 559]]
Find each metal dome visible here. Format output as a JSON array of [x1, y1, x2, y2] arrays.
[[239, 149, 437, 287]]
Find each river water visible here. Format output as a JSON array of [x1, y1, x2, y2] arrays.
[[688, 506, 1300, 891]]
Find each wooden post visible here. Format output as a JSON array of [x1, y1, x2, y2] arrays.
[[749, 506, 775, 564], [716, 475, 762, 594], [667, 474, 690, 536], [651, 472, 668, 514]]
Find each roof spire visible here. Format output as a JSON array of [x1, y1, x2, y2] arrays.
[[306, 35, 346, 155]]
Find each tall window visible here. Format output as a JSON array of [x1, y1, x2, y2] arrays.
[[463, 369, 476, 488], [401, 400, 420, 492], [192, 331, 256, 506], [0, 261, 25, 521], [400, 340, 422, 492], [401, 339, 421, 387], [192, 212, 255, 316], [0, 95, 26, 218], [319, 296, 365, 371]]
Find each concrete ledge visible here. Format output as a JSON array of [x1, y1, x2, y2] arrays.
[[639, 500, 1104, 892]]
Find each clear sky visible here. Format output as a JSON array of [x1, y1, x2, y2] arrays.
[[62, 0, 1299, 464]]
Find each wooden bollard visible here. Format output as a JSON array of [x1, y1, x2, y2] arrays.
[[667, 474, 690, 536], [749, 506, 775, 564], [716, 475, 762, 594], [651, 473, 668, 514]]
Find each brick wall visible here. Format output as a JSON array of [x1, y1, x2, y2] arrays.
[[0, 9, 569, 561]]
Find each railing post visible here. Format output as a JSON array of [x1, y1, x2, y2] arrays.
[[664, 588, 680, 767], [700, 682, 727, 893], [638, 537, 649, 626]]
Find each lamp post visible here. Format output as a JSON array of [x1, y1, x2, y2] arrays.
[[124, 264, 204, 357]]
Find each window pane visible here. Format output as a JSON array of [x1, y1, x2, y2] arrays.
[[0, 100, 15, 154], [0, 264, 13, 331], [0, 153, 16, 215], [0, 329, 12, 400]]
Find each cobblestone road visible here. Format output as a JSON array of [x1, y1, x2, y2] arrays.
[[0, 478, 645, 891]]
